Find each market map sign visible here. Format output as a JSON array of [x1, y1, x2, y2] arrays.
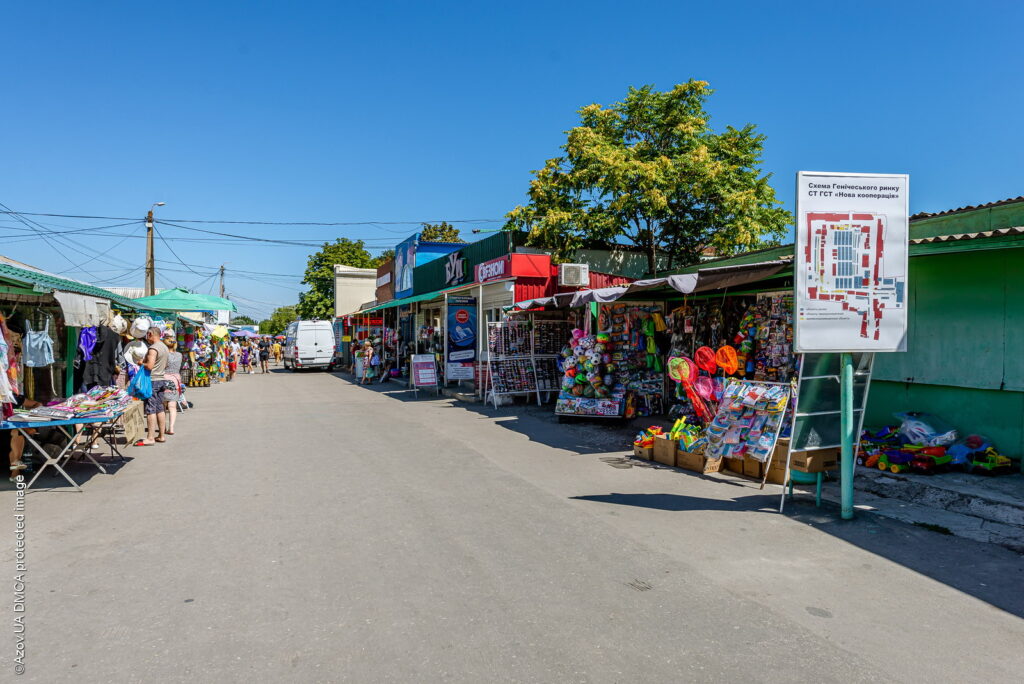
[[446, 295, 476, 379], [795, 171, 909, 353]]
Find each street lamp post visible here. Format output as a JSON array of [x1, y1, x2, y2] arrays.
[[145, 201, 166, 296]]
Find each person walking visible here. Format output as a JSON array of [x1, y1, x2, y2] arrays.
[[258, 337, 271, 373], [239, 340, 251, 375], [138, 326, 170, 445], [360, 340, 375, 384], [228, 338, 240, 380], [162, 335, 183, 436], [272, 339, 282, 364]]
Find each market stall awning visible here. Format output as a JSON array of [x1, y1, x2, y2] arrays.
[[511, 260, 788, 310], [0, 256, 160, 318], [352, 284, 467, 315], [134, 288, 237, 313]]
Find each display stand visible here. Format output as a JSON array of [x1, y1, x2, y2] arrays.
[[531, 319, 570, 402], [410, 353, 440, 397], [485, 320, 540, 408]]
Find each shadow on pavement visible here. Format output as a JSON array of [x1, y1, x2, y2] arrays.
[[327, 369, 1024, 619], [571, 491, 780, 512]]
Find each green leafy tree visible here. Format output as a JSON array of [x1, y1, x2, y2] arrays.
[[505, 81, 792, 272], [296, 238, 380, 319], [419, 221, 465, 243], [259, 305, 298, 335], [231, 315, 258, 326], [377, 248, 395, 263]]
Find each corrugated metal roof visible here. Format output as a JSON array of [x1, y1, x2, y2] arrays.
[[0, 256, 154, 311], [911, 196, 1024, 220], [910, 226, 1024, 244]]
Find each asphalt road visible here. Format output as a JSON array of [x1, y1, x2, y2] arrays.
[[2, 368, 1023, 683]]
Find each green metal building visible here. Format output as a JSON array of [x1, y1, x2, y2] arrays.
[[868, 197, 1024, 463], [661, 196, 1024, 465]]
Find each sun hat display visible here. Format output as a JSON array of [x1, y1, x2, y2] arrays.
[[130, 316, 153, 339], [108, 313, 128, 335], [715, 345, 739, 375]]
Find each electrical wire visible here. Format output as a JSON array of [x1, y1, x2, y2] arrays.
[[1, 209, 505, 226]]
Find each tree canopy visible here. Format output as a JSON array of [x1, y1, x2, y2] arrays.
[[259, 305, 298, 335], [419, 221, 465, 243], [505, 81, 792, 272], [296, 238, 382, 319], [231, 315, 257, 326]]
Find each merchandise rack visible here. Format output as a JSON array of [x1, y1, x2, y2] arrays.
[[484, 319, 571, 409]]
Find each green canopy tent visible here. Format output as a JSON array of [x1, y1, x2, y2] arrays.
[[133, 288, 237, 313]]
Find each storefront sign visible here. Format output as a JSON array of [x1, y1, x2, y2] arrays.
[[474, 256, 510, 283], [394, 235, 418, 299], [375, 272, 391, 287], [444, 251, 467, 286], [446, 296, 476, 375], [795, 171, 909, 353]]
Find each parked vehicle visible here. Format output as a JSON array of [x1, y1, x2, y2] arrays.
[[283, 320, 335, 371]]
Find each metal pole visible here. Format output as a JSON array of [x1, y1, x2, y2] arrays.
[[219, 264, 225, 297], [840, 351, 855, 519], [144, 210, 155, 296]]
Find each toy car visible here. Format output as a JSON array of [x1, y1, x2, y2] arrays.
[[907, 446, 952, 475], [877, 449, 915, 474], [968, 448, 1012, 475]]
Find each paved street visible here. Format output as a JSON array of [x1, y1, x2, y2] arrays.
[[3, 369, 1023, 683]]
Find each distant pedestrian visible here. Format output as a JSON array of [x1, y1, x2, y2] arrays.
[[258, 337, 271, 373]]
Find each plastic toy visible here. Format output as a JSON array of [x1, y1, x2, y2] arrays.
[[877, 449, 915, 474], [907, 446, 952, 475], [967, 448, 1012, 475]]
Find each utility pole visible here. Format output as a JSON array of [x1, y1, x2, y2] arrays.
[[219, 264, 226, 298], [144, 202, 165, 296]]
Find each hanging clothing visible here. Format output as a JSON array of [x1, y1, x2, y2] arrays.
[[23, 317, 55, 367], [79, 326, 98, 361], [83, 326, 122, 388]]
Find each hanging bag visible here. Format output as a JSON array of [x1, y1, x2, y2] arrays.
[[128, 366, 153, 400]]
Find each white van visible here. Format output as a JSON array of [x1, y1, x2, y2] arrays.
[[283, 320, 335, 371]]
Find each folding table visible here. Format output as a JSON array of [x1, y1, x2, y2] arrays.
[[1, 412, 123, 492]]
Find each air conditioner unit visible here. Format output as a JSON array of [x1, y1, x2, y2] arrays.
[[558, 263, 590, 287]]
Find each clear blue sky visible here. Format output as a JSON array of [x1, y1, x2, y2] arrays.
[[2, 1, 1022, 320]]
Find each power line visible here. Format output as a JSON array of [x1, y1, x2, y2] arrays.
[[0, 209, 505, 227]]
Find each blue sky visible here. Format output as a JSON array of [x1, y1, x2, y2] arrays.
[[2, 1, 1022, 320]]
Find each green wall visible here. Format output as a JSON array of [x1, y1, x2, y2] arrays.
[[868, 246, 1024, 463]]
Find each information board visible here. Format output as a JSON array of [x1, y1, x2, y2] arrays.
[[795, 171, 909, 353], [411, 354, 438, 389]]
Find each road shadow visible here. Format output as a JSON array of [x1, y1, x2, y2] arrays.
[[571, 491, 780, 512], [2, 452, 135, 492], [573, 486, 1024, 619]]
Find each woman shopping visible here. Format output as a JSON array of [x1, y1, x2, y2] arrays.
[[162, 334, 184, 435]]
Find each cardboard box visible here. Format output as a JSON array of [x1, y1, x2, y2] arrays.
[[725, 457, 745, 474], [764, 458, 789, 485], [633, 445, 653, 461], [120, 400, 145, 444], [702, 455, 724, 474], [791, 448, 840, 473], [677, 450, 724, 474], [742, 456, 765, 479], [676, 449, 705, 472], [653, 435, 679, 466]]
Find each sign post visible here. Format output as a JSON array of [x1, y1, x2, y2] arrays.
[[795, 171, 909, 519]]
